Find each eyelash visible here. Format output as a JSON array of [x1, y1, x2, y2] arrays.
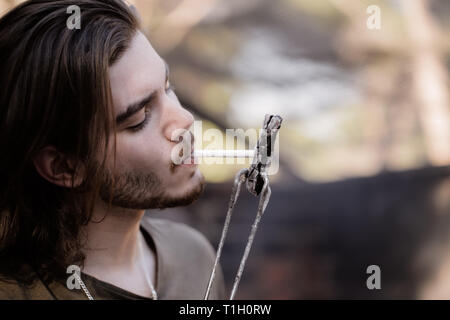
[[128, 108, 151, 133], [166, 79, 175, 92], [127, 82, 175, 133]]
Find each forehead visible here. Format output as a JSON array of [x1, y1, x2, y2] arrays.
[[108, 31, 165, 114]]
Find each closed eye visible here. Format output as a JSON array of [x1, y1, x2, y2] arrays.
[[128, 108, 151, 132]]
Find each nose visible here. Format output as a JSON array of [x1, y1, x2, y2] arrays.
[[161, 94, 195, 142]]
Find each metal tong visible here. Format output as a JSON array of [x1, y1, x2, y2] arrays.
[[204, 114, 283, 300]]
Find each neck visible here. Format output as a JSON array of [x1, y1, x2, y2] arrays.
[[82, 199, 146, 271], [80, 199, 158, 298]]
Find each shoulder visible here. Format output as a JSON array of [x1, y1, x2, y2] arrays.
[[0, 277, 26, 299], [0, 268, 54, 300], [141, 217, 227, 299], [141, 217, 216, 260]]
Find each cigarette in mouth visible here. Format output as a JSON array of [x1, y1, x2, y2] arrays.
[[193, 150, 255, 158]]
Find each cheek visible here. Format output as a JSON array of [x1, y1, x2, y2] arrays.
[[113, 130, 170, 172]]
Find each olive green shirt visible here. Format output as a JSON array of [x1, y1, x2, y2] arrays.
[[0, 217, 226, 300]]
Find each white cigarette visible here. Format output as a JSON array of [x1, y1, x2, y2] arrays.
[[194, 149, 255, 158]]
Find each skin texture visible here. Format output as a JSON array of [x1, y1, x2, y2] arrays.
[[33, 30, 205, 297], [98, 30, 204, 209]]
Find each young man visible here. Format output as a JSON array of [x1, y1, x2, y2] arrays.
[[0, 0, 225, 300]]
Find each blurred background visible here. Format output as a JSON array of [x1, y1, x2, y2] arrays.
[[2, 0, 449, 299]]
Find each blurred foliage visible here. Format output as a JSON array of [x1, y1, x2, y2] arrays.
[[2, 0, 448, 183]]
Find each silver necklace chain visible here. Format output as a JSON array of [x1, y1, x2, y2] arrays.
[[73, 272, 158, 300], [72, 227, 158, 300], [73, 272, 94, 300]]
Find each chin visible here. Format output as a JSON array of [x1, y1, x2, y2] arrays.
[[157, 172, 205, 208], [171, 168, 204, 197]]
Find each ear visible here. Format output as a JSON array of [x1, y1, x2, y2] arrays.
[[32, 146, 85, 188]]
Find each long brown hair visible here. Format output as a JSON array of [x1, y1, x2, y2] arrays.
[[0, 0, 139, 284]]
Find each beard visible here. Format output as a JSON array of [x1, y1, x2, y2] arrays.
[[98, 164, 205, 210]]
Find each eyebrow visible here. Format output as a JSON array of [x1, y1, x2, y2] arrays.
[[115, 59, 170, 126]]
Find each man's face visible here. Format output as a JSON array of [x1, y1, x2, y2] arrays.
[[99, 30, 204, 209]]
